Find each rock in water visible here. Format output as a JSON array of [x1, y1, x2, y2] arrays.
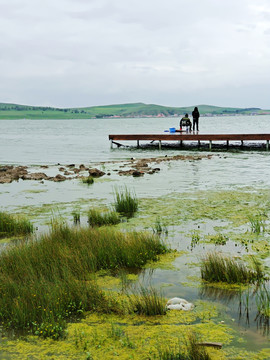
[[166, 297, 194, 311]]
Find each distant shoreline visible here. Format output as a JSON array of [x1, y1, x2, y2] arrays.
[[0, 102, 269, 120]]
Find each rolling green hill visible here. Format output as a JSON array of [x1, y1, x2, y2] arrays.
[[0, 102, 268, 119]]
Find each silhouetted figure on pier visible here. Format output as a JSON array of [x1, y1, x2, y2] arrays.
[[192, 107, 200, 132]]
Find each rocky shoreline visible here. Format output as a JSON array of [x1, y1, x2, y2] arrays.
[[0, 154, 212, 183]]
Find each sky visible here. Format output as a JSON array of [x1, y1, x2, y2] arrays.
[[1, 0, 270, 109]]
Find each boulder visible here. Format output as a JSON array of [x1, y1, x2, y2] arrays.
[[88, 168, 105, 177], [53, 174, 66, 182]]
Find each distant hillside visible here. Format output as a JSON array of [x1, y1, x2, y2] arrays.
[[0, 102, 268, 119]]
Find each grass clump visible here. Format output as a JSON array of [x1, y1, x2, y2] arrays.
[[0, 211, 33, 237], [0, 222, 168, 336], [129, 285, 167, 316], [248, 212, 266, 233], [81, 176, 94, 185], [256, 283, 270, 318], [201, 252, 265, 284], [152, 217, 168, 236], [71, 208, 80, 224], [113, 187, 138, 218], [87, 208, 121, 227], [155, 333, 211, 360]]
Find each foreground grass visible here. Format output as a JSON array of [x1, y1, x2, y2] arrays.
[[0, 223, 168, 336], [0, 211, 33, 237], [201, 252, 265, 284]]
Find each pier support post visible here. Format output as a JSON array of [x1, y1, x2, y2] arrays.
[[159, 140, 162, 150], [267, 140, 269, 151], [241, 140, 243, 148], [137, 140, 139, 148], [110, 139, 113, 149], [226, 140, 229, 149], [198, 140, 200, 149], [209, 140, 212, 151]]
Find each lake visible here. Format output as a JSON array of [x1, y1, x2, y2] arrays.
[[1, 115, 270, 358]]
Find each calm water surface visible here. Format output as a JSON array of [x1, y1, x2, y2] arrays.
[[1, 115, 270, 353]]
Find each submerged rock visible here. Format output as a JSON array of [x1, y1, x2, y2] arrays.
[[88, 168, 105, 177], [21, 172, 48, 181], [52, 174, 66, 182]]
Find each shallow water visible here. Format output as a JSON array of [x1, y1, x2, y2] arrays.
[[1, 116, 270, 356]]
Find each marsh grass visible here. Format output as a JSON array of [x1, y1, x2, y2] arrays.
[[129, 285, 167, 316], [81, 176, 94, 185], [152, 217, 168, 236], [190, 231, 201, 250], [0, 223, 168, 335], [87, 208, 121, 227], [155, 333, 211, 360], [113, 187, 138, 218], [256, 283, 270, 318], [71, 208, 80, 224], [201, 252, 265, 284], [248, 213, 267, 233], [0, 211, 33, 237]]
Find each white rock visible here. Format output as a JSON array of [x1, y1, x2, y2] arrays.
[[166, 297, 194, 311]]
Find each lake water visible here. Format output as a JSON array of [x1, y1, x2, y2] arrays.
[[1, 115, 270, 355], [1, 115, 270, 165]]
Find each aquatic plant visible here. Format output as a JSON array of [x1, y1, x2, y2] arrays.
[[210, 233, 228, 246], [201, 252, 265, 284], [256, 283, 270, 318], [152, 217, 168, 236], [190, 231, 201, 250], [155, 333, 211, 360], [129, 285, 167, 316], [81, 176, 94, 185], [0, 211, 33, 237], [113, 187, 138, 218], [0, 222, 168, 335], [248, 212, 266, 233], [87, 208, 121, 227], [71, 208, 81, 224]]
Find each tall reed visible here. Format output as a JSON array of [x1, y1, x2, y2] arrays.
[[113, 187, 138, 218], [248, 213, 266, 233], [0, 211, 33, 236], [256, 283, 270, 318], [201, 252, 265, 284]]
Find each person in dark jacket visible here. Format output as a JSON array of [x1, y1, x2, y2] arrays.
[[192, 107, 200, 131], [180, 113, 192, 132]]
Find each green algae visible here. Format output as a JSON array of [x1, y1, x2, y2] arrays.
[[1, 187, 270, 358], [0, 307, 232, 360], [143, 250, 186, 270]]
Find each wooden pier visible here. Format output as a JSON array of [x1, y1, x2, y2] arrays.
[[109, 133, 270, 151]]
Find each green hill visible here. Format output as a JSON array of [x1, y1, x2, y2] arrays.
[[0, 102, 267, 119]]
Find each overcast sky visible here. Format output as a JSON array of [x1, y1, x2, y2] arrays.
[[1, 0, 270, 108]]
